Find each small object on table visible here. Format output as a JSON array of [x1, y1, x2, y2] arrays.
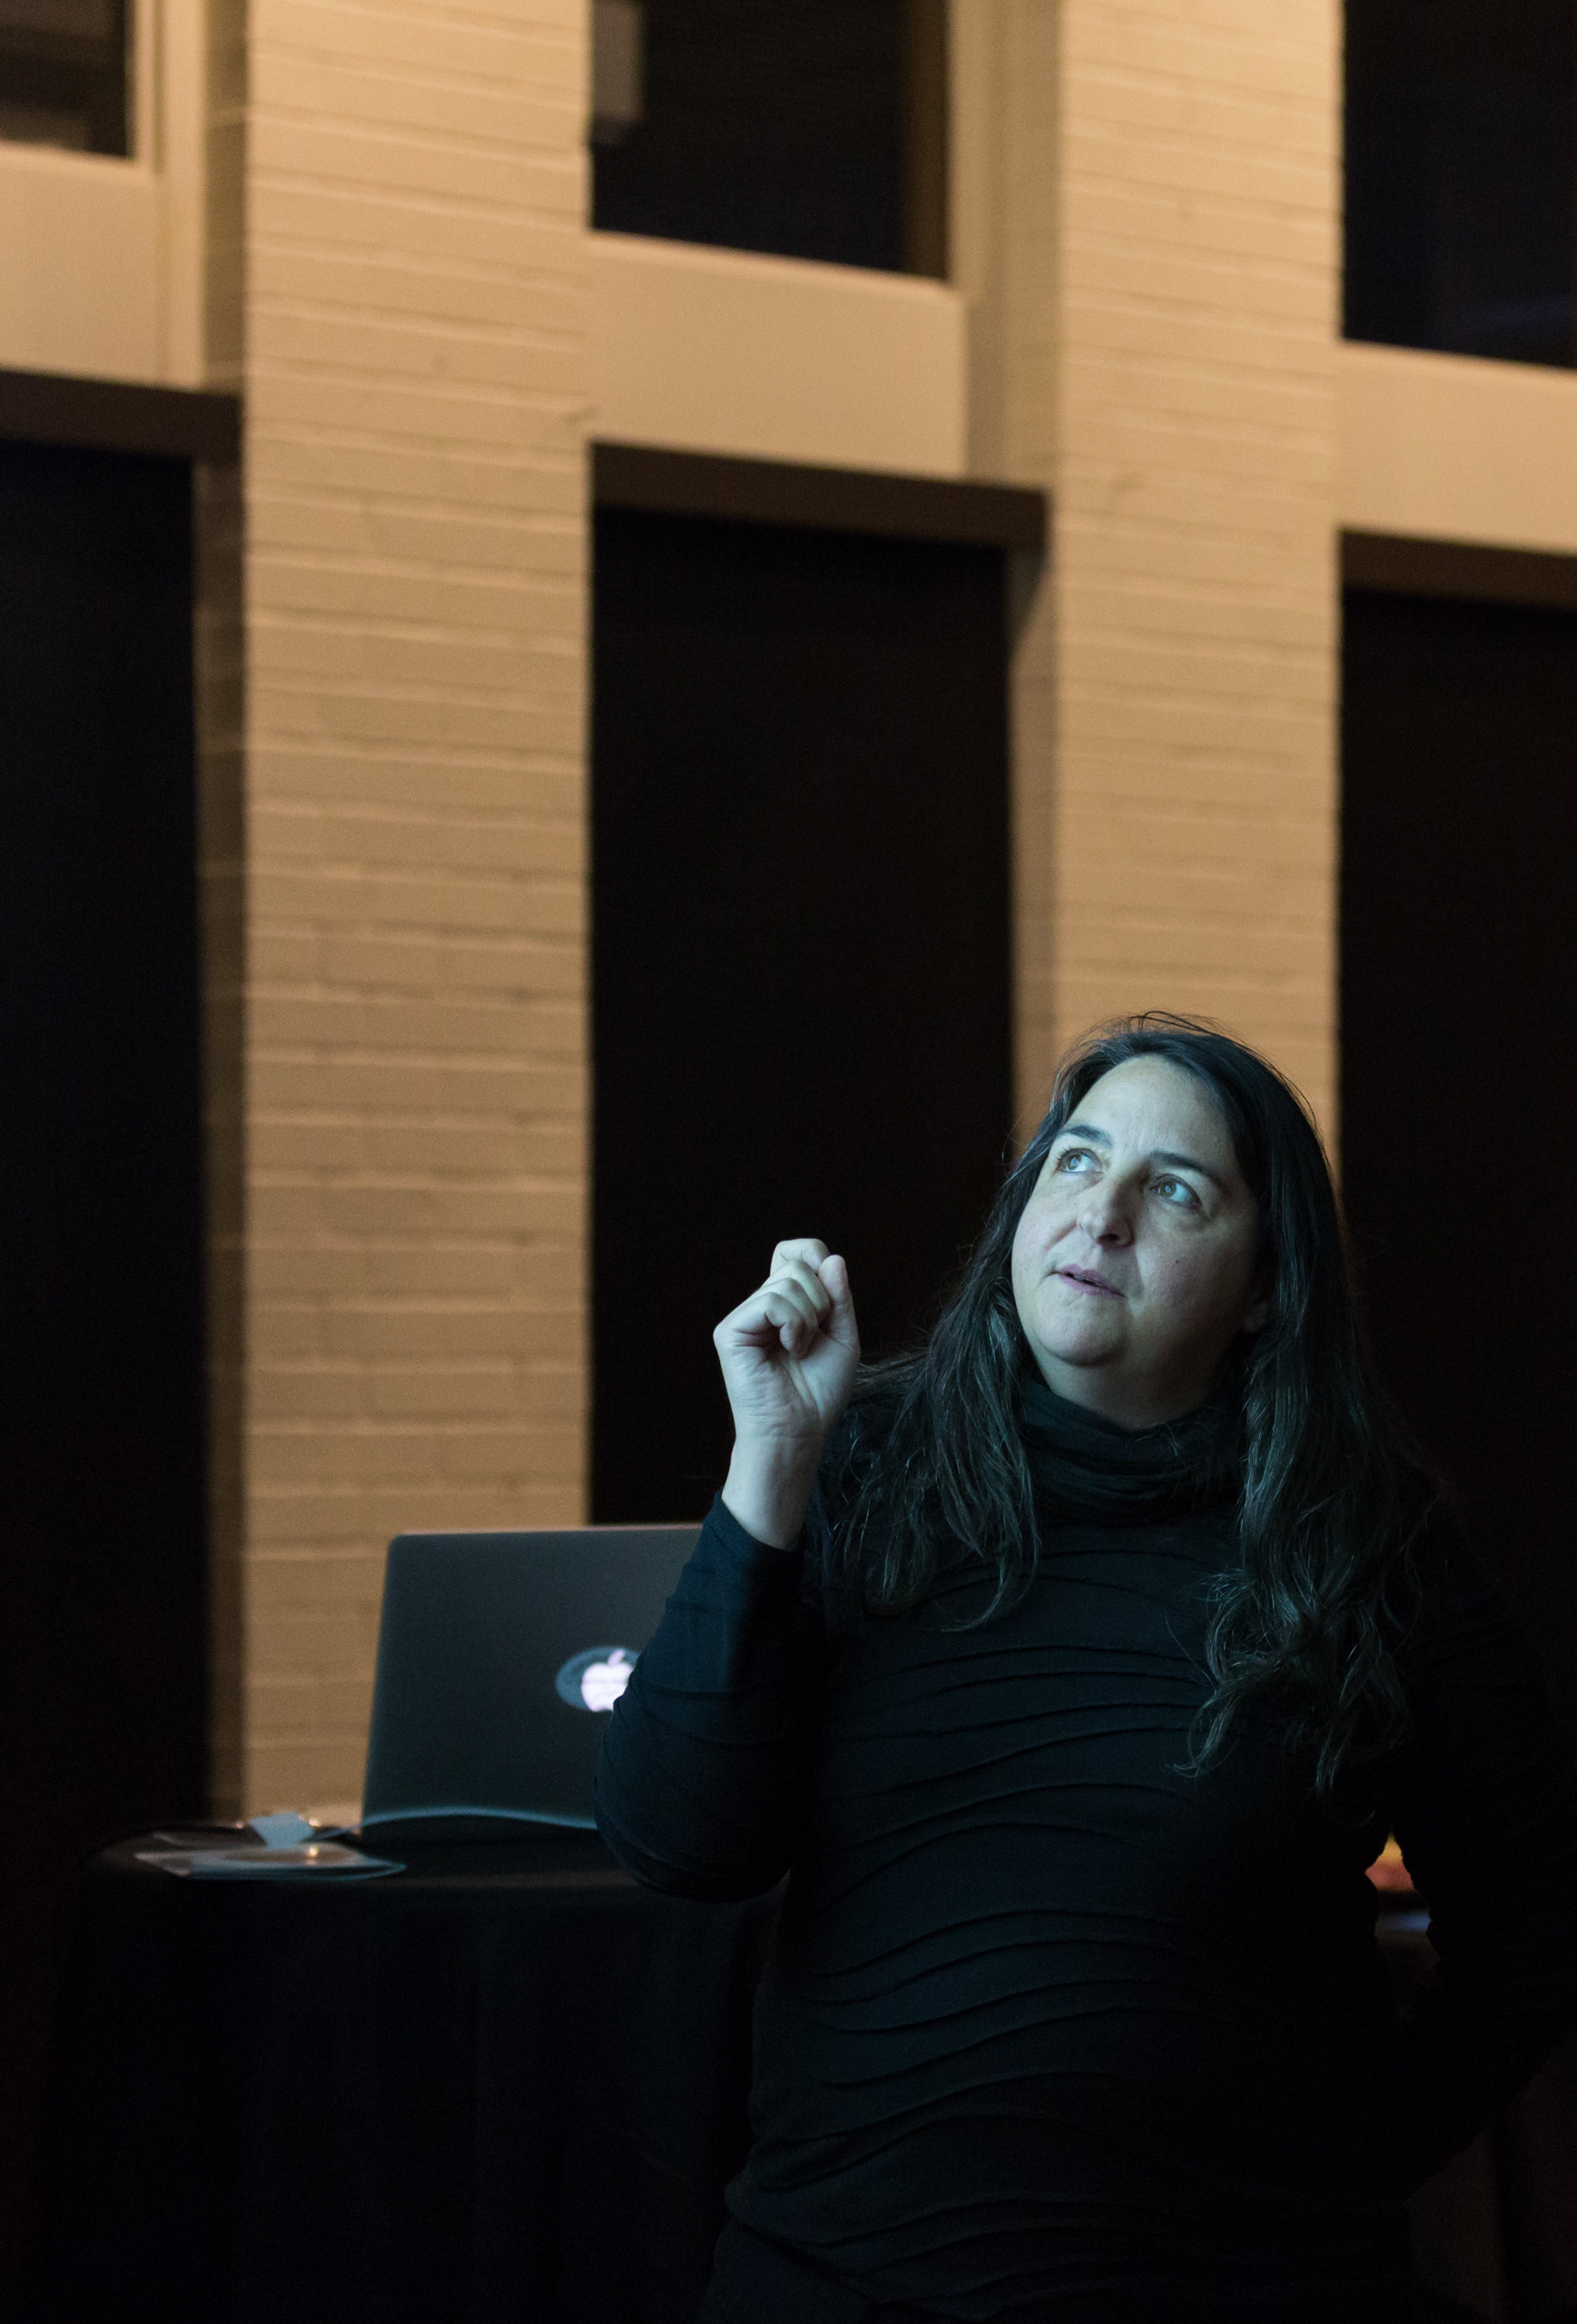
[[135, 1839, 403, 1878], [247, 1809, 320, 1847]]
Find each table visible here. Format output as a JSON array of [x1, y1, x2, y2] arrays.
[[26, 1842, 1577, 2324], [26, 1833, 778, 2324]]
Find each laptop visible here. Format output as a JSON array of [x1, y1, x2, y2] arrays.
[[360, 1524, 700, 1837]]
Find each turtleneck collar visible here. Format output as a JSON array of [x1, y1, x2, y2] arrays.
[[1017, 1369, 1241, 1527]]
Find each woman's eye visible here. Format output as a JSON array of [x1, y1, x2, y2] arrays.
[[1154, 1177, 1197, 1207], [1054, 1147, 1097, 1174]]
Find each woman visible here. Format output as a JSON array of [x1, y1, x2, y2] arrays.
[[596, 1019, 1577, 2323]]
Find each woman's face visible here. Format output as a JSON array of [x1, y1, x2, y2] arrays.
[[1010, 1057, 1270, 1429]]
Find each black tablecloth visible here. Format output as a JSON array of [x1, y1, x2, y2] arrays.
[[27, 1833, 778, 2324], [25, 1840, 1577, 2324]]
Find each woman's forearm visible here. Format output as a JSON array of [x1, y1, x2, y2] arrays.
[[593, 1494, 823, 1899]]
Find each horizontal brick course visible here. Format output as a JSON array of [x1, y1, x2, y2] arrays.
[[251, 436, 586, 515], [248, 1461, 584, 1545]]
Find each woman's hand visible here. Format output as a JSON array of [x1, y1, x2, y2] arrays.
[[715, 1239, 861, 1548]]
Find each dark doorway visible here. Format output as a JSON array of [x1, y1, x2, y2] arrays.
[[1341, 586, 1577, 1732], [593, 507, 1012, 1522], [0, 439, 208, 2262]]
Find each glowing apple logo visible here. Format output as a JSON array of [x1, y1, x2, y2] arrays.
[[554, 1646, 636, 1712]]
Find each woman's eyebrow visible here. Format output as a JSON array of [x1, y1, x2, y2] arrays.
[[1151, 1148, 1227, 1192], [1058, 1119, 1110, 1144]]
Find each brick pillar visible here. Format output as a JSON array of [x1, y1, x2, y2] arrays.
[[227, 0, 589, 1813], [961, 0, 1341, 1135]]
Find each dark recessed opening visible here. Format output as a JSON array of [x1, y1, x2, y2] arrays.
[[592, 506, 1011, 1523], [1341, 585, 1577, 1736], [0, 436, 207, 2255], [0, 0, 131, 158], [1344, 0, 1576, 369], [591, 0, 948, 278]]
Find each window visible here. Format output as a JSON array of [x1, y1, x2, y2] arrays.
[[591, 0, 948, 277], [0, 0, 131, 157], [1345, 0, 1576, 369]]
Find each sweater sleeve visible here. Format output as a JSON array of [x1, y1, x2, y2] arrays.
[[593, 1492, 825, 1899], [1387, 1510, 1577, 2186]]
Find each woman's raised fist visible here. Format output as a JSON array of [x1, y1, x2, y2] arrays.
[[714, 1238, 861, 1548]]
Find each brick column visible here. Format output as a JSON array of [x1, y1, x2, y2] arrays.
[[962, 0, 1342, 1135], [1055, 0, 1341, 1126], [229, 0, 589, 1812]]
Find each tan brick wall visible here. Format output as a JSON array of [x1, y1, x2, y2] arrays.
[[960, 0, 1341, 1137], [232, 0, 589, 1813]]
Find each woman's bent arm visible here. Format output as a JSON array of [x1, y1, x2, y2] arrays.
[[594, 1494, 825, 1899], [595, 1237, 856, 1897]]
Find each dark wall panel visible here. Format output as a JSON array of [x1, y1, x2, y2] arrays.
[[0, 438, 206, 2259], [1341, 587, 1577, 1729], [593, 508, 1011, 1522]]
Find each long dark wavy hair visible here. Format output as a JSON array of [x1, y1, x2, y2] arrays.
[[820, 1015, 1434, 1793]]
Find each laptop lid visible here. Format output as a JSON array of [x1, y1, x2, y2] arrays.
[[361, 1524, 699, 1833]]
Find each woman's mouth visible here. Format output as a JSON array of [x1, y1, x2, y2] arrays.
[[1056, 1266, 1120, 1296]]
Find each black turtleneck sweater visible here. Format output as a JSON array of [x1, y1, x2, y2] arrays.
[[594, 1387, 1577, 2322]]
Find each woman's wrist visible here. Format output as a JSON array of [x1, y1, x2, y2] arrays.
[[721, 1441, 822, 1550]]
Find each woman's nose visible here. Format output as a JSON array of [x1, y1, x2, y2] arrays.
[[1078, 1185, 1134, 1243]]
